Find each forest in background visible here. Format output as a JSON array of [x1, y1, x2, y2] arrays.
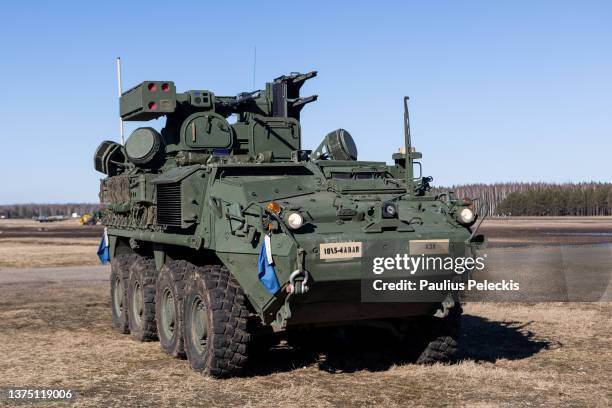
[[1, 182, 612, 218], [438, 182, 612, 216], [0, 203, 102, 219]]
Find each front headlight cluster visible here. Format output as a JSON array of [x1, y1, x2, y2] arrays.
[[267, 201, 306, 230], [458, 207, 476, 226], [286, 212, 304, 230]]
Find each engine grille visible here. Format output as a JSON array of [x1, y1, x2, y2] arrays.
[[156, 183, 182, 227]]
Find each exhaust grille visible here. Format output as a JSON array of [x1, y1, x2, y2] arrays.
[[156, 183, 182, 227]]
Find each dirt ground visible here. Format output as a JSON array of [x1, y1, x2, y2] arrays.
[[0, 219, 101, 268], [480, 216, 612, 247], [0, 217, 611, 407]]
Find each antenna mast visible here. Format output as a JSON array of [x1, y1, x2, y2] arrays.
[[116, 57, 125, 145], [403, 96, 411, 155]]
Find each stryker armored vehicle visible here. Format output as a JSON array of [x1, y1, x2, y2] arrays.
[[94, 71, 484, 378]]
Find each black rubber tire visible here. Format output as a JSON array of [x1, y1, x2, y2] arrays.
[[155, 260, 191, 358], [127, 256, 158, 342], [183, 264, 250, 378], [110, 253, 137, 334], [415, 303, 462, 364]]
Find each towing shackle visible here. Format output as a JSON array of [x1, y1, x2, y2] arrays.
[[288, 269, 310, 295]]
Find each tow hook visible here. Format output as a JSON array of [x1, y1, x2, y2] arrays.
[[274, 248, 310, 328], [286, 247, 310, 295], [275, 268, 310, 328], [287, 269, 310, 294]]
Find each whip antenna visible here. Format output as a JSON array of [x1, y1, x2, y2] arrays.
[[252, 46, 257, 89], [116, 57, 125, 145]]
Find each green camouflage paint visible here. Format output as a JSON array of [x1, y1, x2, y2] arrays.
[[94, 71, 484, 328]]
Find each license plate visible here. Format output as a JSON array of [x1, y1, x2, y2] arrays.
[[319, 242, 363, 260], [409, 239, 450, 255]]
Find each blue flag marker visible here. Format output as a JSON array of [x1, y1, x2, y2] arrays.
[[258, 234, 280, 294], [97, 228, 110, 264]]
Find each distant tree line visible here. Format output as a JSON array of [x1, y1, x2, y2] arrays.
[[496, 183, 612, 216], [2, 182, 612, 218], [434, 182, 612, 216], [0, 203, 102, 219]]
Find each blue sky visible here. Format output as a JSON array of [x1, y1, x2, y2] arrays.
[[0, 1, 610, 204]]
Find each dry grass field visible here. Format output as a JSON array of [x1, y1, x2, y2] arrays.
[[0, 219, 101, 268], [0, 217, 610, 407]]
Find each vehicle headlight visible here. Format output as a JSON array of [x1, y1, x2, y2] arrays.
[[458, 207, 476, 225], [286, 212, 304, 230]]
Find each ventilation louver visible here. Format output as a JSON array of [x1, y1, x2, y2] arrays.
[[156, 183, 182, 227]]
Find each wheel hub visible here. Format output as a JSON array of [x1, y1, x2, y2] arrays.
[[113, 275, 124, 316], [191, 296, 208, 354], [161, 287, 176, 338], [132, 281, 143, 328]]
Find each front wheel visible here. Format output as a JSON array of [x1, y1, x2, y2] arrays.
[[414, 303, 462, 364], [183, 265, 250, 378]]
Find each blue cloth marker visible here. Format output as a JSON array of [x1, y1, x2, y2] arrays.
[[97, 228, 110, 264], [257, 235, 280, 294]]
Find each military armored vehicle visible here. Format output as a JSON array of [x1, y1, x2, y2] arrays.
[[94, 71, 484, 377]]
